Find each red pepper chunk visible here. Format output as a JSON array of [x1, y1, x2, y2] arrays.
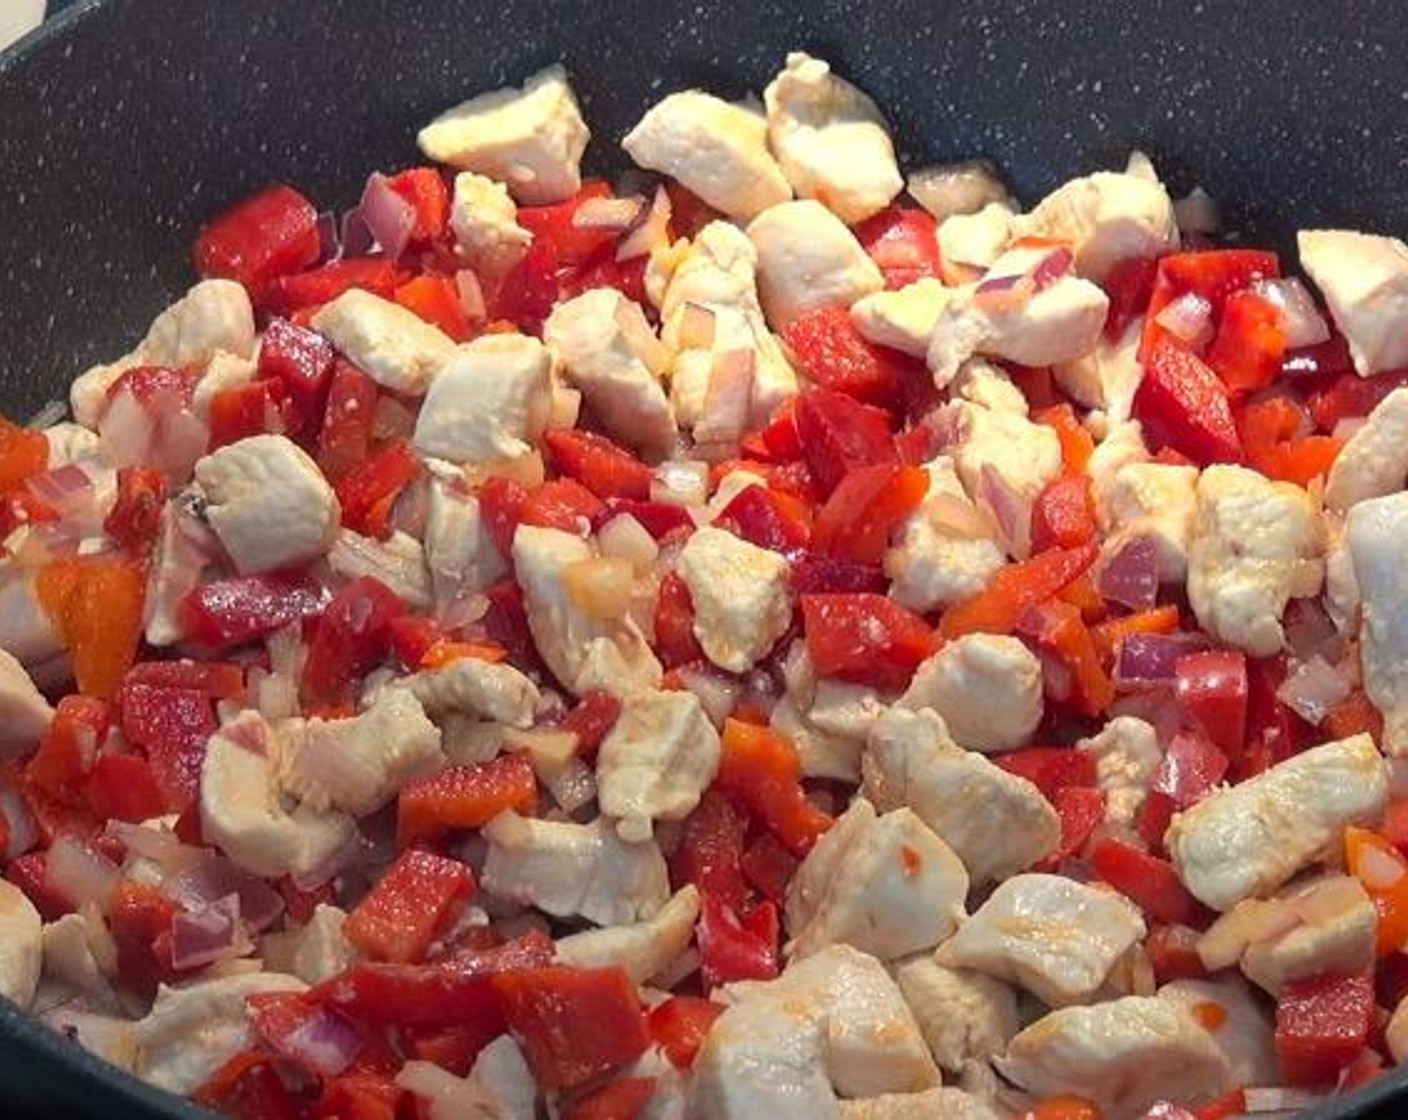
[[994, 748, 1098, 801], [207, 380, 287, 450], [1090, 837, 1206, 926], [25, 695, 108, 800], [1275, 972, 1375, 1087], [336, 439, 423, 540], [125, 659, 245, 698], [558, 691, 623, 760], [1102, 255, 1159, 343], [854, 206, 942, 289], [716, 483, 812, 554], [520, 478, 606, 533], [940, 543, 1098, 639], [545, 428, 654, 501], [1237, 395, 1343, 487], [1174, 650, 1248, 755], [258, 317, 335, 437], [516, 182, 616, 266], [386, 167, 451, 243], [802, 592, 937, 692], [107, 878, 181, 998], [84, 754, 167, 824], [0, 416, 50, 493], [119, 682, 218, 812], [301, 576, 404, 703], [1151, 730, 1229, 811], [794, 388, 896, 497], [1132, 341, 1244, 466], [653, 572, 706, 669], [396, 754, 537, 847], [1344, 827, 1408, 957], [344, 850, 476, 964], [103, 467, 167, 549], [394, 274, 475, 341], [670, 791, 749, 912], [36, 555, 147, 701], [1145, 923, 1210, 984], [1037, 786, 1105, 870], [493, 966, 651, 1089], [192, 1052, 298, 1120], [1205, 289, 1287, 396], [811, 463, 929, 566], [1031, 474, 1097, 552], [194, 184, 321, 289], [258, 258, 409, 317], [1140, 248, 1280, 363], [316, 359, 380, 482], [781, 306, 912, 403], [697, 893, 780, 990], [562, 1078, 657, 1120], [648, 995, 724, 1069], [180, 573, 325, 651], [715, 719, 832, 856]]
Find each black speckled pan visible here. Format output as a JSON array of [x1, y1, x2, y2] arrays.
[[0, 1, 1405, 1117]]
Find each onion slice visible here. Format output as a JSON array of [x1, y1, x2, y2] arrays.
[[1251, 277, 1332, 348], [1154, 291, 1214, 348], [357, 172, 417, 260]]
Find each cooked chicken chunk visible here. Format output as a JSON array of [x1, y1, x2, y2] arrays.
[[894, 954, 1020, 1073], [1346, 491, 1408, 754], [899, 636, 1043, 753]]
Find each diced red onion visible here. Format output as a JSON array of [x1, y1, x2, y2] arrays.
[[973, 270, 1033, 313], [572, 195, 644, 231], [0, 787, 38, 860], [598, 513, 658, 568], [340, 208, 374, 258], [105, 821, 204, 876], [455, 269, 486, 321], [1031, 246, 1075, 290], [652, 460, 709, 507], [1097, 535, 1161, 610], [170, 894, 250, 971], [1033, 643, 1074, 702], [97, 388, 153, 468], [148, 407, 209, 480], [315, 211, 341, 264], [907, 160, 1010, 222], [163, 854, 286, 932], [976, 465, 1029, 558], [372, 395, 417, 442], [328, 529, 432, 608], [358, 172, 417, 261], [696, 349, 756, 445], [46, 837, 122, 912], [677, 665, 743, 728], [614, 297, 670, 377], [390, 476, 431, 540], [1154, 291, 1214, 349], [26, 463, 96, 515], [1251, 277, 1331, 349], [1283, 598, 1341, 661], [1276, 655, 1351, 726], [617, 185, 673, 262], [278, 1005, 364, 1077], [1114, 632, 1207, 689], [1240, 1088, 1327, 1114], [10, 521, 88, 568]]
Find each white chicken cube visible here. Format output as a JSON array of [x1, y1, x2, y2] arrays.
[[200, 712, 358, 880], [543, 288, 677, 457], [450, 170, 533, 275], [133, 972, 307, 1094], [0, 880, 41, 1009], [194, 434, 340, 575], [0, 647, 53, 757], [512, 524, 662, 697], [42, 912, 118, 1009], [770, 696, 864, 782], [1020, 170, 1179, 283], [1186, 464, 1323, 657], [481, 810, 669, 926], [885, 457, 1006, 612], [290, 903, 355, 986], [1077, 716, 1162, 828], [850, 278, 952, 358], [899, 636, 1043, 754], [865, 708, 1059, 884], [840, 1090, 1002, 1120], [624, 90, 791, 221], [1325, 386, 1408, 511], [1087, 419, 1150, 524], [1052, 317, 1144, 424], [1158, 978, 1279, 1088], [894, 955, 1019, 1073], [281, 690, 444, 817], [762, 52, 902, 225], [1102, 461, 1199, 582], [417, 64, 589, 204], [936, 874, 1146, 1007], [784, 799, 969, 961], [1233, 876, 1378, 994], [311, 289, 457, 396], [597, 690, 721, 840], [951, 357, 1029, 415], [996, 996, 1231, 1120], [675, 526, 794, 673], [413, 334, 552, 465], [1347, 491, 1408, 753], [401, 655, 541, 727], [1298, 228, 1408, 376], [424, 471, 507, 608], [950, 399, 1064, 559], [747, 200, 884, 328], [1166, 734, 1388, 911], [555, 885, 700, 984], [938, 202, 1014, 284]]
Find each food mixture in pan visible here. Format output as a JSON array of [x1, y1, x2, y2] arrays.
[[2, 49, 1408, 1120]]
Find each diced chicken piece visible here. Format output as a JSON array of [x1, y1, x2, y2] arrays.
[[194, 434, 340, 575], [840, 1090, 1002, 1120], [0, 647, 53, 757], [597, 690, 721, 840], [417, 65, 588, 204], [327, 528, 432, 611], [865, 708, 1059, 884], [44, 421, 100, 465], [1086, 419, 1150, 525], [133, 972, 307, 1094], [401, 656, 541, 728], [894, 955, 1020, 1073], [1326, 388, 1408, 511], [290, 903, 355, 986], [556, 885, 700, 984], [512, 525, 662, 697], [747, 200, 884, 328], [996, 996, 1231, 1120], [41, 1007, 137, 1071], [806, 678, 889, 740], [1102, 461, 1199, 582], [899, 636, 1043, 754], [1158, 978, 1279, 1088], [424, 470, 507, 608], [450, 171, 533, 275], [200, 712, 358, 880], [936, 874, 1146, 1006], [1348, 492, 1408, 753], [938, 202, 1014, 284], [1324, 515, 1361, 636], [1166, 735, 1388, 911], [0, 880, 42, 1009], [771, 696, 864, 782], [951, 399, 1063, 559], [762, 52, 902, 225], [1077, 716, 1162, 828], [413, 334, 552, 465], [42, 912, 118, 1009], [886, 457, 1006, 612], [311, 289, 456, 395], [851, 279, 952, 358], [950, 358, 1029, 415], [785, 799, 968, 960], [1389, 994, 1408, 1065], [481, 810, 669, 926], [281, 690, 444, 816], [1020, 170, 1178, 283], [1186, 464, 1323, 657], [0, 572, 63, 666], [191, 351, 258, 420], [1052, 317, 1144, 424], [544, 288, 676, 457], [675, 526, 793, 673], [624, 91, 791, 221], [1298, 229, 1408, 376]]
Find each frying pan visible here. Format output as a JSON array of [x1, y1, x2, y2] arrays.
[[0, 1, 1403, 1116]]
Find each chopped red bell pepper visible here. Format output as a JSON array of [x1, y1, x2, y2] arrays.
[[1174, 650, 1247, 755], [559, 246, 649, 307], [300, 576, 404, 703], [1344, 827, 1408, 957], [790, 553, 888, 594], [1090, 837, 1206, 926], [207, 380, 288, 449], [245, 991, 363, 1078], [4, 852, 69, 919], [482, 579, 545, 676], [794, 388, 896, 497], [1205, 289, 1287, 396], [1141, 248, 1280, 362], [119, 682, 218, 812], [601, 498, 694, 540], [781, 306, 914, 403], [256, 257, 409, 317], [520, 478, 605, 534], [312, 1072, 402, 1120], [106, 364, 200, 406], [36, 555, 147, 700], [715, 719, 832, 856], [0, 489, 57, 538], [493, 965, 651, 1089], [125, 659, 244, 698], [558, 691, 623, 760], [740, 832, 799, 904], [386, 167, 451, 244], [181, 572, 325, 652], [743, 399, 804, 465], [1132, 341, 1244, 465], [854, 206, 942, 289], [940, 543, 1098, 639], [258, 317, 336, 437], [516, 182, 616, 266], [1027, 1096, 1104, 1120], [994, 747, 1098, 801], [336, 439, 422, 540], [562, 1078, 658, 1120], [654, 572, 706, 670], [1033, 403, 1097, 475], [316, 359, 380, 482], [1102, 255, 1159, 343], [484, 238, 561, 329], [193, 1051, 299, 1120], [25, 695, 107, 803], [344, 849, 476, 964], [648, 995, 724, 1069], [697, 892, 780, 990], [194, 184, 322, 288], [396, 754, 537, 847], [393, 274, 474, 341], [1323, 688, 1384, 745], [1031, 474, 1097, 552], [1275, 972, 1375, 1087], [670, 791, 749, 912], [0, 417, 49, 495], [1146, 922, 1210, 984], [107, 878, 180, 997], [801, 592, 936, 691], [402, 1022, 499, 1076], [84, 753, 167, 824], [1236, 394, 1342, 487], [1037, 785, 1105, 870], [811, 463, 928, 566], [545, 428, 653, 501], [716, 483, 812, 554], [479, 475, 530, 559], [1151, 730, 1228, 810], [101, 466, 167, 550]]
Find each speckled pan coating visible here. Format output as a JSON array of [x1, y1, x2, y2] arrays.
[[0, 1, 1406, 1118]]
